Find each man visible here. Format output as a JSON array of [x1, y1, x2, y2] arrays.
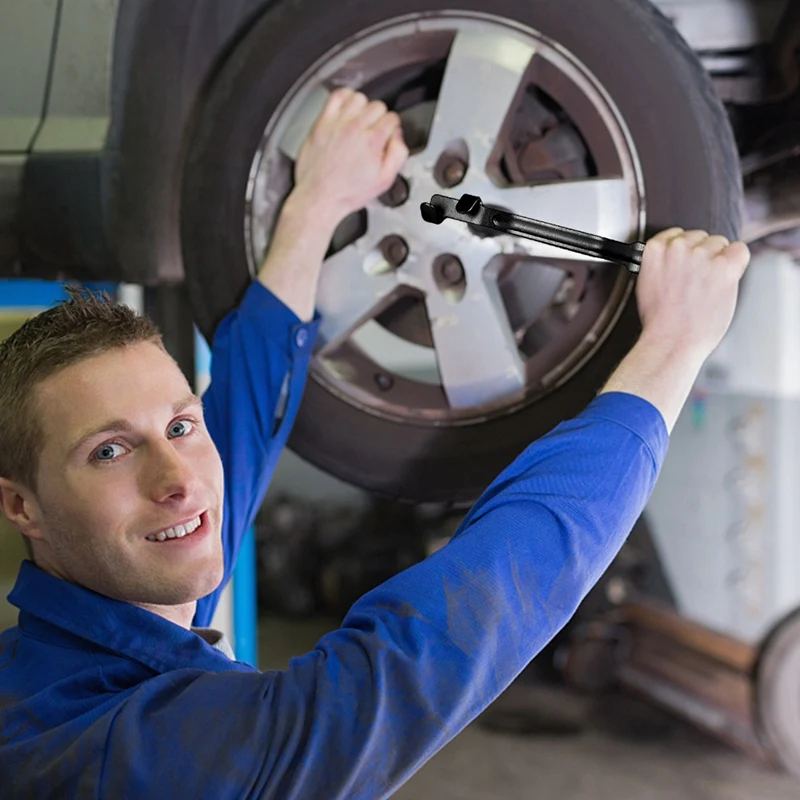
[[0, 85, 750, 798]]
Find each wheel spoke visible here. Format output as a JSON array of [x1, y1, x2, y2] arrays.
[[425, 29, 536, 170], [502, 260, 572, 332], [425, 253, 526, 408], [483, 177, 637, 260], [316, 243, 405, 352]]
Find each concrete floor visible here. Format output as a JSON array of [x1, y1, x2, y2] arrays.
[[258, 616, 800, 800], [393, 698, 797, 800]]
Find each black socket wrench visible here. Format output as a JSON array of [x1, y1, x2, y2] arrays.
[[421, 193, 645, 274]]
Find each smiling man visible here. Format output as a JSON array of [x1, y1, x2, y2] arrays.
[[0, 88, 751, 799]]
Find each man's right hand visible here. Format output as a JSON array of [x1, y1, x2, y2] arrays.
[[257, 88, 409, 321], [292, 88, 409, 230], [636, 228, 751, 363], [601, 227, 751, 432]]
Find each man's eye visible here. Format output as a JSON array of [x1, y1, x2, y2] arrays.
[[94, 443, 126, 462], [169, 419, 196, 438]]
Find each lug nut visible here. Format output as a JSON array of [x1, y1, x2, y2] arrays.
[[379, 175, 410, 208], [444, 159, 467, 186], [440, 255, 465, 286], [436, 154, 469, 189], [375, 373, 394, 392], [380, 235, 409, 268]]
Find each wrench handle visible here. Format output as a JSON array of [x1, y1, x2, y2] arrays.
[[421, 193, 645, 274]]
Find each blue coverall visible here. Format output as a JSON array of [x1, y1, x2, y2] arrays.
[[0, 281, 668, 798]]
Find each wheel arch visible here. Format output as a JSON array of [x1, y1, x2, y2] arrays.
[[105, 0, 283, 285]]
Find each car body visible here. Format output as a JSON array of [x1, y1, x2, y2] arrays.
[[0, 0, 794, 286]]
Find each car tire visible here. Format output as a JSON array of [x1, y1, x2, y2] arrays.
[[181, 0, 742, 504]]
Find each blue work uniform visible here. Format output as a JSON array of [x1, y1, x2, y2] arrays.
[[0, 281, 668, 799]]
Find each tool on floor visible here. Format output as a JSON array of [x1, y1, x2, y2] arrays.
[[420, 193, 645, 274]]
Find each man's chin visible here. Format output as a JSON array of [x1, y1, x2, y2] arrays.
[[128, 561, 226, 609], [165, 569, 225, 606]]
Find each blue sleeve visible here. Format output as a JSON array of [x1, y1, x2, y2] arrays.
[[101, 393, 668, 799], [193, 282, 319, 626]]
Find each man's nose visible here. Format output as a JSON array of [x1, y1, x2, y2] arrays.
[[144, 441, 200, 501]]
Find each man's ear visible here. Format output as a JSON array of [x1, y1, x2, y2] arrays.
[[0, 479, 45, 542]]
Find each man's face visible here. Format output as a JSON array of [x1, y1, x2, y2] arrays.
[[28, 341, 225, 614]]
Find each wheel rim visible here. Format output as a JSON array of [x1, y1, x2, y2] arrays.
[[246, 11, 645, 425]]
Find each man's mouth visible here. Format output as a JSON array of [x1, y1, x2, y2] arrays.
[[146, 512, 206, 542]]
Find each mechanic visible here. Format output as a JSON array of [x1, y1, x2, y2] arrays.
[[0, 86, 750, 799]]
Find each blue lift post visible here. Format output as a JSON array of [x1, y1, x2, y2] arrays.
[[194, 329, 259, 668]]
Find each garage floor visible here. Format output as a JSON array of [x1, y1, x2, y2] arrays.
[[258, 616, 800, 800]]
